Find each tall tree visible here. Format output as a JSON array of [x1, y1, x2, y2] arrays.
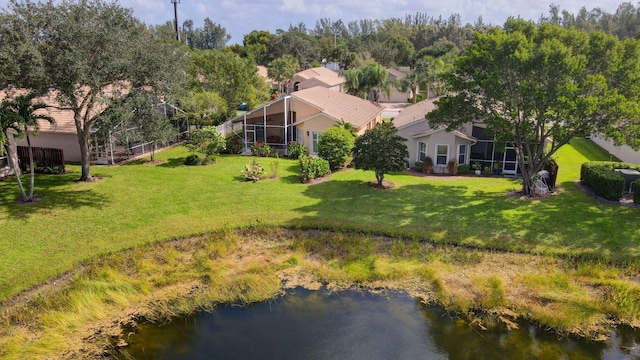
[[267, 55, 299, 94], [4, 92, 54, 201], [352, 122, 409, 187], [0, 0, 185, 181], [188, 49, 270, 121], [428, 19, 640, 196], [0, 101, 27, 201], [342, 62, 390, 102]]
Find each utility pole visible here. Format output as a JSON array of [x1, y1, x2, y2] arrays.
[[171, 0, 180, 42]]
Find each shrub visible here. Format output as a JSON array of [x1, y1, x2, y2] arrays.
[[224, 136, 243, 154], [422, 156, 433, 174], [299, 155, 330, 183], [447, 159, 458, 175], [580, 162, 627, 201], [634, 181, 640, 204], [184, 154, 212, 166], [185, 127, 226, 161], [458, 164, 470, 174], [250, 139, 264, 156], [241, 158, 266, 182], [262, 144, 271, 157], [287, 142, 307, 159], [317, 127, 355, 171], [414, 161, 423, 171]]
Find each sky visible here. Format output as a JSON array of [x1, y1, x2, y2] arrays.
[[0, 0, 629, 44]]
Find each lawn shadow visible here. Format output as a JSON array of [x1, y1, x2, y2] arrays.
[[289, 176, 640, 263], [0, 173, 110, 220], [157, 157, 188, 168], [279, 163, 302, 184]]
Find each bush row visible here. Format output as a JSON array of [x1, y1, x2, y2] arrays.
[[634, 181, 640, 204], [299, 155, 330, 183], [580, 162, 635, 201]]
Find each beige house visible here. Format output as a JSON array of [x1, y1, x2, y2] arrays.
[[0, 90, 83, 163], [289, 67, 345, 94], [230, 86, 384, 155], [394, 98, 476, 174], [380, 68, 414, 103], [256, 65, 279, 91], [394, 98, 531, 175]]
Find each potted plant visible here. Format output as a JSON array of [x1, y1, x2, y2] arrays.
[[447, 159, 458, 175], [472, 161, 482, 175], [422, 157, 434, 174], [492, 161, 502, 175]]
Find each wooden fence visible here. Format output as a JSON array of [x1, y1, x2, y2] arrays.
[[17, 146, 65, 171]]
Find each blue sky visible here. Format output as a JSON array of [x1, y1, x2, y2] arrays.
[[0, 0, 628, 44]]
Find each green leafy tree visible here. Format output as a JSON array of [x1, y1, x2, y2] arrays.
[[428, 19, 640, 196], [185, 126, 225, 162], [0, 0, 186, 182], [0, 101, 27, 201], [333, 119, 357, 137], [4, 92, 54, 201], [188, 49, 270, 120], [267, 55, 299, 94], [180, 91, 228, 127], [126, 93, 177, 162], [318, 127, 355, 171], [352, 122, 409, 186]]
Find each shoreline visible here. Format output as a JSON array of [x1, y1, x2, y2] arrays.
[[1, 227, 639, 358]]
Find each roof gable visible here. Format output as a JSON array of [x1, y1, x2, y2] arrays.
[[292, 87, 383, 129], [392, 98, 438, 130], [294, 67, 345, 87]]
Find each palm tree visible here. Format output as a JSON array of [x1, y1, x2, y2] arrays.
[[341, 62, 390, 102], [0, 102, 28, 202], [333, 119, 357, 137], [5, 92, 55, 201]]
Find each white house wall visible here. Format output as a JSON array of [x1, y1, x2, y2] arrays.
[[14, 133, 81, 163], [591, 135, 640, 164]]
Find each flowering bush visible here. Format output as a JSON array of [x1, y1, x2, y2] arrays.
[[299, 155, 330, 183], [241, 158, 266, 182], [287, 142, 307, 159]]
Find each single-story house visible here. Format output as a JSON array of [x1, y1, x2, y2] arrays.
[[0, 90, 84, 163], [394, 98, 523, 175], [230, 86, 384, 155], [380, 68, 415, 103], [289, 67, 345, 94]]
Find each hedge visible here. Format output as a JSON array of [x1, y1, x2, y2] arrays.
[[580, 161, 634, 201], [634, 181, 640, 205]]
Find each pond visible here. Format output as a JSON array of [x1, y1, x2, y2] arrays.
[[117, 288, 640, 359]]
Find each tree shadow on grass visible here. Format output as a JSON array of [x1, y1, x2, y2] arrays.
[[289, 176, 640, 263], [279, 163, 302, 185], [157, 157, 188, 168], [0, 173, 110, 220]]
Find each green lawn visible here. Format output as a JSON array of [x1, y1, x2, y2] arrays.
[[0, 139, 638, 300]]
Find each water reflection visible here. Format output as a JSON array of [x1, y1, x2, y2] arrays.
[[117, 288, 639, 360]]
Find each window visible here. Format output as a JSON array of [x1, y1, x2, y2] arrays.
[[436, 144, 449, 165], [311, 131, 321, 154], [458, 144, 467, 165], [417, 141, 428, 161]]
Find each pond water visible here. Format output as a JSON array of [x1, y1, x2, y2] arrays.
[[117, 288, 640, 360]]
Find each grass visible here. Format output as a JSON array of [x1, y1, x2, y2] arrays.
[[0, 139, 638, 301], [5, 227, 640, 359]]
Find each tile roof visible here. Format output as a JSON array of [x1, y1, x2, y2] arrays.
[[292, 87, 384, 129], [0, 89, 77, 134], [294, 67, 345, 87], [391, 98, 438, 129]]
